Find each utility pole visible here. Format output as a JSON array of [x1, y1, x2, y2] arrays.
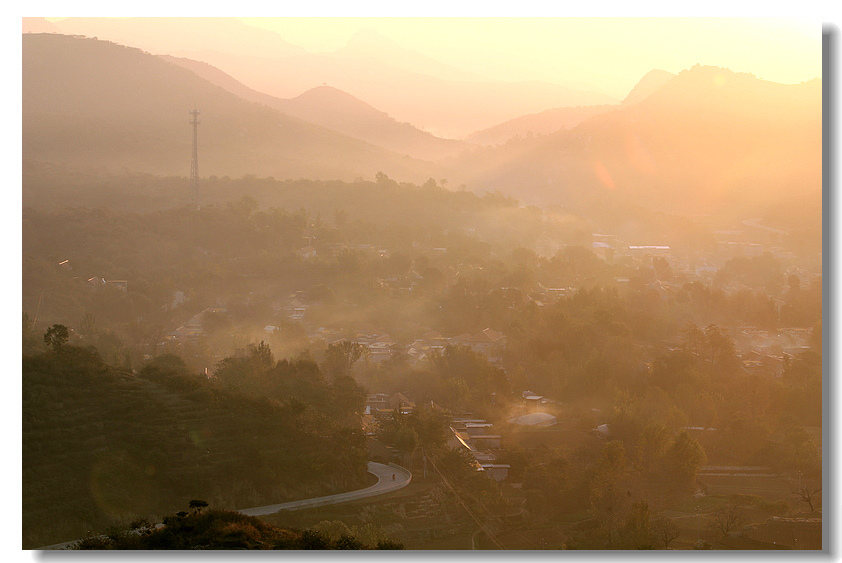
[[189, 108, 200, 210]]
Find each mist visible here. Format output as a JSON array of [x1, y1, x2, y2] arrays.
[[21, 18, 822, 551]]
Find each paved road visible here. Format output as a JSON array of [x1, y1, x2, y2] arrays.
[[37, 461, 411, 549], [238, 461, 411, 516]]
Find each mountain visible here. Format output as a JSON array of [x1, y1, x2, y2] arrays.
[[34, 17, 306, 58], [41, 19, 618, 138], [161, 55, 470, 161], [621, 69, 676, 105], [445, 66, 822, 225], [464, 70, 676, 146], [164, 49, 618, 139], [465, 105, 616, 146], [333, 28, 488, 83], [21, 17, 62, 34], [22, 34, 436, 186]]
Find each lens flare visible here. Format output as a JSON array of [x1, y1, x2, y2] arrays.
[[593, 159, 616, 190]]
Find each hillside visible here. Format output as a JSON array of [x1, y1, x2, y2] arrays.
[[161, 55, 469, 161], [465, 105, 616, 146], [22, 349, 369, 548], [181, 49, 618, 139], [24, 17, 307, 59], [464, 69, 676, 146], [447, 66, 822, 230], [22, 33, 436, 184], [621, 68, 676, 105], [40, 19, 618, 138]]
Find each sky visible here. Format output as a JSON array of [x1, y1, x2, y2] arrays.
[[237, 17, 822, 98]]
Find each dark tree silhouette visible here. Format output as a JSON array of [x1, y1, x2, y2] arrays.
[[710, 505, 745, 537], [653, 516, 681, 548], [44, 324, 69, 351], [188, 499, 208, 514], [791, 480, 822, 512]]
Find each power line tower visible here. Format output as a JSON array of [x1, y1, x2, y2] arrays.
[[189, 108, 200, 209]]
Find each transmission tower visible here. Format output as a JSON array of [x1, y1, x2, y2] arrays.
[[189, 108, 200, 209]]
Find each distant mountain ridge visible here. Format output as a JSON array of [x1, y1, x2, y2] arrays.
[[21, 31, 821, 233], [446, 65, 821, 223], [161, 55, 469, 161], [25, 17, 307, 59], [34, 18, 618, 138], [464, 70, 676, 146], [465, 105, 617, 146], [621, 69, 676, 105], [23, 33, 436, 184]]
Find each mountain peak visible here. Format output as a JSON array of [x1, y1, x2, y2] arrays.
[[622, 69, 676, 105], [291, 85, 386, 118]]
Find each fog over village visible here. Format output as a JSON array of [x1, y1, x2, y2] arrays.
[[20, 17, 825, 551]]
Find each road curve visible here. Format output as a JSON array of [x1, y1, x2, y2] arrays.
[[238, 461, 411, 517], [36, 462, 411, 549]]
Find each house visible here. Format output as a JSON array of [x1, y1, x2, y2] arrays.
[[592, 241, 614, 261], [508, 412, 557, 428], [281, 297, 308, 321], [471, 435, 502, 449], [385, 393, 415, 413], [479, 464, 510, 482], [365, 393, 389, 410], [406, 331, 449, 364], [463, 328, 507, 362], [594, 424, 611, 438], [358, 333, 397, 364], [465, 423, 495, 437]]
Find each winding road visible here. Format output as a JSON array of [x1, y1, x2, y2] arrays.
[[238, 461, 411, 516], [37, 461, 411, 549]]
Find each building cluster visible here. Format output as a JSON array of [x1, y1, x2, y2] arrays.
[[448, 416, 509, 481], [734, 326, 813, 379]]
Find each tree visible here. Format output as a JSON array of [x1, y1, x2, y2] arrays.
[[791, 480, 822, 512], [622, 501, 654, 549], [44, 324, 69, 351], [665, 430, 706, 489], [189, 499, 208, 514], [323, 341, 365, 379], [652, 516, 681, 548], [588, 441, 631, 546], [709, 505, 745, 537]]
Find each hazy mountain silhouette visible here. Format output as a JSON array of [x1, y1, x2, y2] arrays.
[[465, 70, 676, 146], [39, 19, 617, 138], [169, 49, 618, 139], [621, 69, 676, 105], [446, 66, 821, 224], [333, 28, 488, 83], [465, 105, 617, 146], [161, 55, 469, 161], [22, 34, 436, 183], [21, 17, 62, 34], [34, 17, 307, 59]]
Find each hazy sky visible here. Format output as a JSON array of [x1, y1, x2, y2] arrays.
[[238, 17, 822, 98]]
